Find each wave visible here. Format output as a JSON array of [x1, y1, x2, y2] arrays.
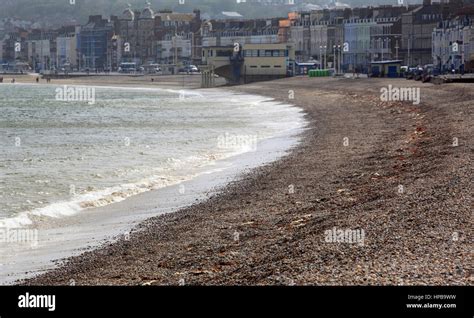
[[0, 87, 306, 229], [0, 142, 268, 229]]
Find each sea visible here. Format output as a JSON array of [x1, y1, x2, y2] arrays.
[[0, 83, 305, 229]]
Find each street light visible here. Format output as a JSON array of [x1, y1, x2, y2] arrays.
[[381, 38, 384, 61], [323, 45, 327, 69], [337, 44, 342, 73], [319, 45, 322, 69], [319, 45, 325, 69]]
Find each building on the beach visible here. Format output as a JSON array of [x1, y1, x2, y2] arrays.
[[55, 26, 79, 70], [278, 12, 299, 44], [342, 16, 402, 73], [77, 15, 116, 71], [26, 39, 52, 71], [266, 10, 349, 63], [309, 8, 347, 65], [243, 43, 295, 79], [26, 30, 57, 72], [201, 18, 281, 48], [0, 19, 35, 66], [3, 0, 474, 75], [400, 0, 464, 67], [369, 18, 403, 63], [153, 10, 202, 66], [310, 21, 329, 66], [369, 59, 403, 77], [199, 17, 284, 80], [202, 42, 295, 84], [289, 12, 312, 62], [343, 18, 375, 73], [116, 6, 156, 65], [286, 0, 470, 71], [432, 6, 474, 72], [322, 22, 345, 69], [0, 29, 29, 66], [115, 6, 202, 66], [0, 34, 18, 64]]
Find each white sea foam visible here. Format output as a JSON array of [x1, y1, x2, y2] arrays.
[[0, 145, 274, 228], [0, 84, 306, 229]]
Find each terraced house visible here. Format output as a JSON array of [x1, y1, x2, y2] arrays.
[[400, 0, 464, 67], [2, 0, 474, 75], [432, 5, 474, 72]]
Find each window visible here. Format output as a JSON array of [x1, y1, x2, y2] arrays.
[[216, 50, 231, 57]]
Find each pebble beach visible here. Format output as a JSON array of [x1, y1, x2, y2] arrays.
[[9, 75, 471, 286]]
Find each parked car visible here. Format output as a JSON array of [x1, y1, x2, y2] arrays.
[[421, 64, 440, 83], [179, 65, 199, 73], [414, 67, 424, 81], [144, 64, 161, 74], [405, 67, 416, 79], [400, 66, 409, 77], [118, 62, 137, 73]]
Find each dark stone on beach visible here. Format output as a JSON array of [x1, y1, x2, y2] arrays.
[[21, 77, 472, 286]]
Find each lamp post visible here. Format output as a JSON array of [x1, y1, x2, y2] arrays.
[[370, 38, 374, 63], [381, 38, 390, 61], [319, 45, 322, 69], [387, 38, 393, 59], [323, 45, 327, 69], [395, 39, 399, 60], [407, 34, 411, 66], [338, 44, 342, 74]]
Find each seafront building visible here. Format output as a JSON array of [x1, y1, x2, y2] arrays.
[[400, 0, 464, 67], [432, 7, 474, 72], [77, 15, 116, 71], [202, 42, 295, 84], [117, 7, 202, 66], [1, 0, 473, 75]]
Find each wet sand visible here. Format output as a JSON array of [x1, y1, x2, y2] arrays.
[[16, 76, 472, 285]]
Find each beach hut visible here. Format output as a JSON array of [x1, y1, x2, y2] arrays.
[[370, 60, 402, 78], [296, 62, 318, 75]]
